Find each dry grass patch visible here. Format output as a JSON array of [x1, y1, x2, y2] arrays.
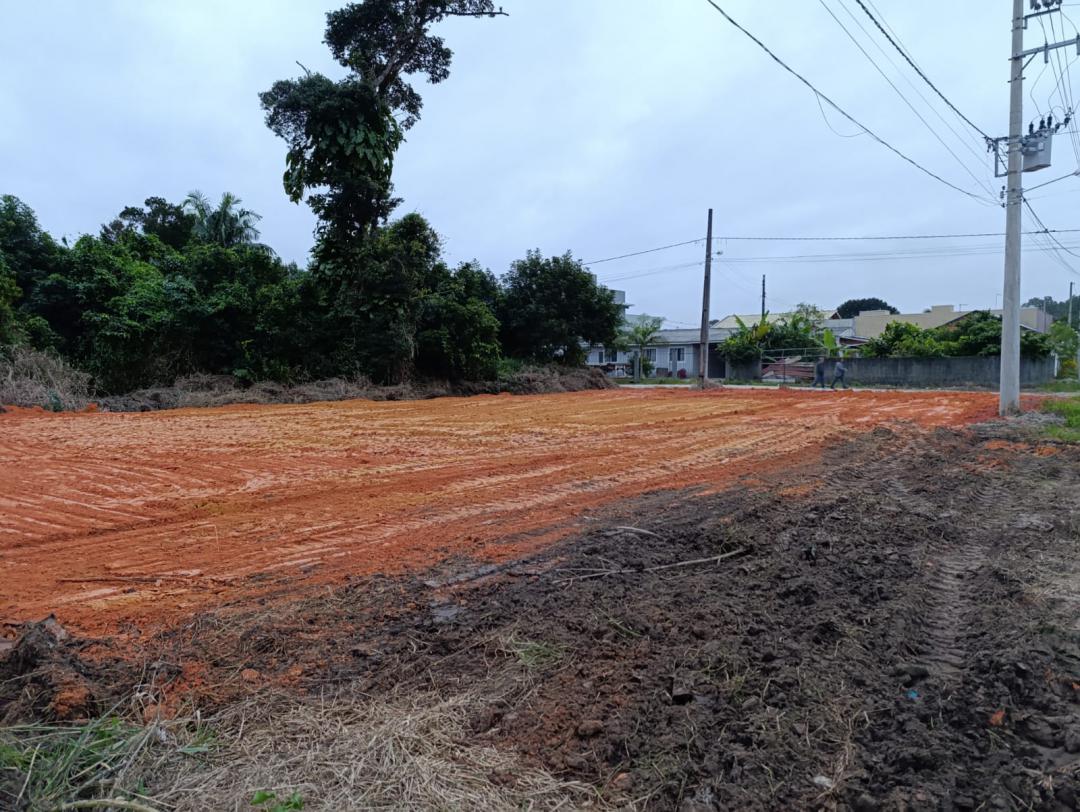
[[2, 687, 599, 811]]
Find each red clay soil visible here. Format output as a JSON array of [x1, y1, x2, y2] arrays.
[[0, 388, 1010, 638]]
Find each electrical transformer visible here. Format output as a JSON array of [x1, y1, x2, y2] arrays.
[[1022, 131, 1053, 172]]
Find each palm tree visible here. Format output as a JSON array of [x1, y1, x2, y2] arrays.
[[184, 190, 264, 248], [623, 316, 665, 382]]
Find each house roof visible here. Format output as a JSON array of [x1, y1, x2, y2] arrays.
[[650, 327, 732, 345], [712, 309, 840, 329]]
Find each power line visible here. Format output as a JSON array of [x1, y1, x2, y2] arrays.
[[700, 0, 997, 205], [835, 0, 993, 174], [1023, 169, 1080, 192], [721, 241, 1080, 264], [598, 259, 707, 284], [1022, 201, 1080, 277], [851, 0, 993, 142], [1023, 198, 1080, 275], [582, 238, 704, 265], [717, 229, 1080, 241], [818, 0, 996, 197]]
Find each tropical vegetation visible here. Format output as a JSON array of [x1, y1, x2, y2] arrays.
[[0, 2, 624, 397], [860, 312, 1053, 359]]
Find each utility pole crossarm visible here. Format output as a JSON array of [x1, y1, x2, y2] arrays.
[[1015, 34, 1080, 61]]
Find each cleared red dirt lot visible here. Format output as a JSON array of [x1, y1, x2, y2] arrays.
[[0, 388, 1003, 636]]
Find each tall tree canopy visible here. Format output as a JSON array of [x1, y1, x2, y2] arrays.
[[260, 1, 504, 253], [836, 298, 899, 319], [324, 0, 505, 129], [498, 251, 623, 365], [101, 196, 196, 251]]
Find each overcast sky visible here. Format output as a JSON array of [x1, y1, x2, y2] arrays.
[[3, 1, 1080, 328]]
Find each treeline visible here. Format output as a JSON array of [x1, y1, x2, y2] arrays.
[[1, 2, 630, 397], [0, 193, 621, 394]]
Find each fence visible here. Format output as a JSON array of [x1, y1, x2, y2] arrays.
[[821, 355, 1055, 388]]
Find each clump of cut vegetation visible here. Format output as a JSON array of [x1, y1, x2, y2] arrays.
[[0, 715, 158, 811], [501, 635, 566, 670], [0, 346, 91, 411], [0, 363, 612, 413]]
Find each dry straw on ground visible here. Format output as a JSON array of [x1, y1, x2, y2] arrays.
[[144, 688, 597, 812]]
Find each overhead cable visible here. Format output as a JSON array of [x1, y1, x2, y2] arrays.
[[700, 0, 996, 205], [851, 0, 993, 141], [582, 238, 704, 265], [716, 229, 1080, 241], [818, 0, 996, 197]]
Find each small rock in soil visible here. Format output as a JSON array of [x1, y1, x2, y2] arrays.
[[576, 719, 604, 737], [892, 663, 929, 683], [611, 772, 634, 791], [852, 794, 878, 812], [1019, 716, 1060, 748], [1064, 726, 1080, 753]]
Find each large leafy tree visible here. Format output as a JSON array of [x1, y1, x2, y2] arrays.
[[261, 2, 504, 254], [101, 196, 196, 251], [499, 251, 623, 365], [0, 254, 20, 344], [0, 194, 65, 311], [324, 1, 506, 130], [415, 261, 501, 380], [261, 74, 403, 261], [836, 297, 899, 319]]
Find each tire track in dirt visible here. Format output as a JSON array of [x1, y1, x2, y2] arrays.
[[917, 546, 984, 679], [0, 389, 1004, 636]]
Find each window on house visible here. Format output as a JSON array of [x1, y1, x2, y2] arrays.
[[644, 348, 656, 362], [604, 348, 619, 363], [669, 347, 685, 364]]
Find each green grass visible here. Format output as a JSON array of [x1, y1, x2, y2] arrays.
[[0, 717, 154, 809], [1041, 396, 1080, 442], [1040, 379, 1080, 393], [502, 636, 565, 670]]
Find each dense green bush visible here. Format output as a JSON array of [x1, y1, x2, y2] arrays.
[[0, 195, 620, 395], [862, 312, 1052, 360]]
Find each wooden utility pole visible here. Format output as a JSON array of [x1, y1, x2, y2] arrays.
[[699, 209, 714, 385], [999, 0, 1024, 416]]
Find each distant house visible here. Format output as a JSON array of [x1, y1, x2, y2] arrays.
[[711, 309, 840, 330], [852, 304, 1052, 338], [586, 326, 732, 378]]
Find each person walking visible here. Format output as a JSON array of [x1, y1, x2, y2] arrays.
[[813, 356, 826, 389], [831, 359, 847, 390]]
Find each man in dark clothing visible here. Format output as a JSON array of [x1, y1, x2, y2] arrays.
[[831, 359, 847, 390], [813, 356, 826, 388]]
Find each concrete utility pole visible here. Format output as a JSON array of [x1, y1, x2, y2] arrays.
[[999, 0, 1025, 416], [761, 275, 766, 323], [699, 208, 714, 385], [1068, 280, 1074, 328]]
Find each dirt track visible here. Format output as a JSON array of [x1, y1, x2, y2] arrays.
[[0, 389, 1003, 636]]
